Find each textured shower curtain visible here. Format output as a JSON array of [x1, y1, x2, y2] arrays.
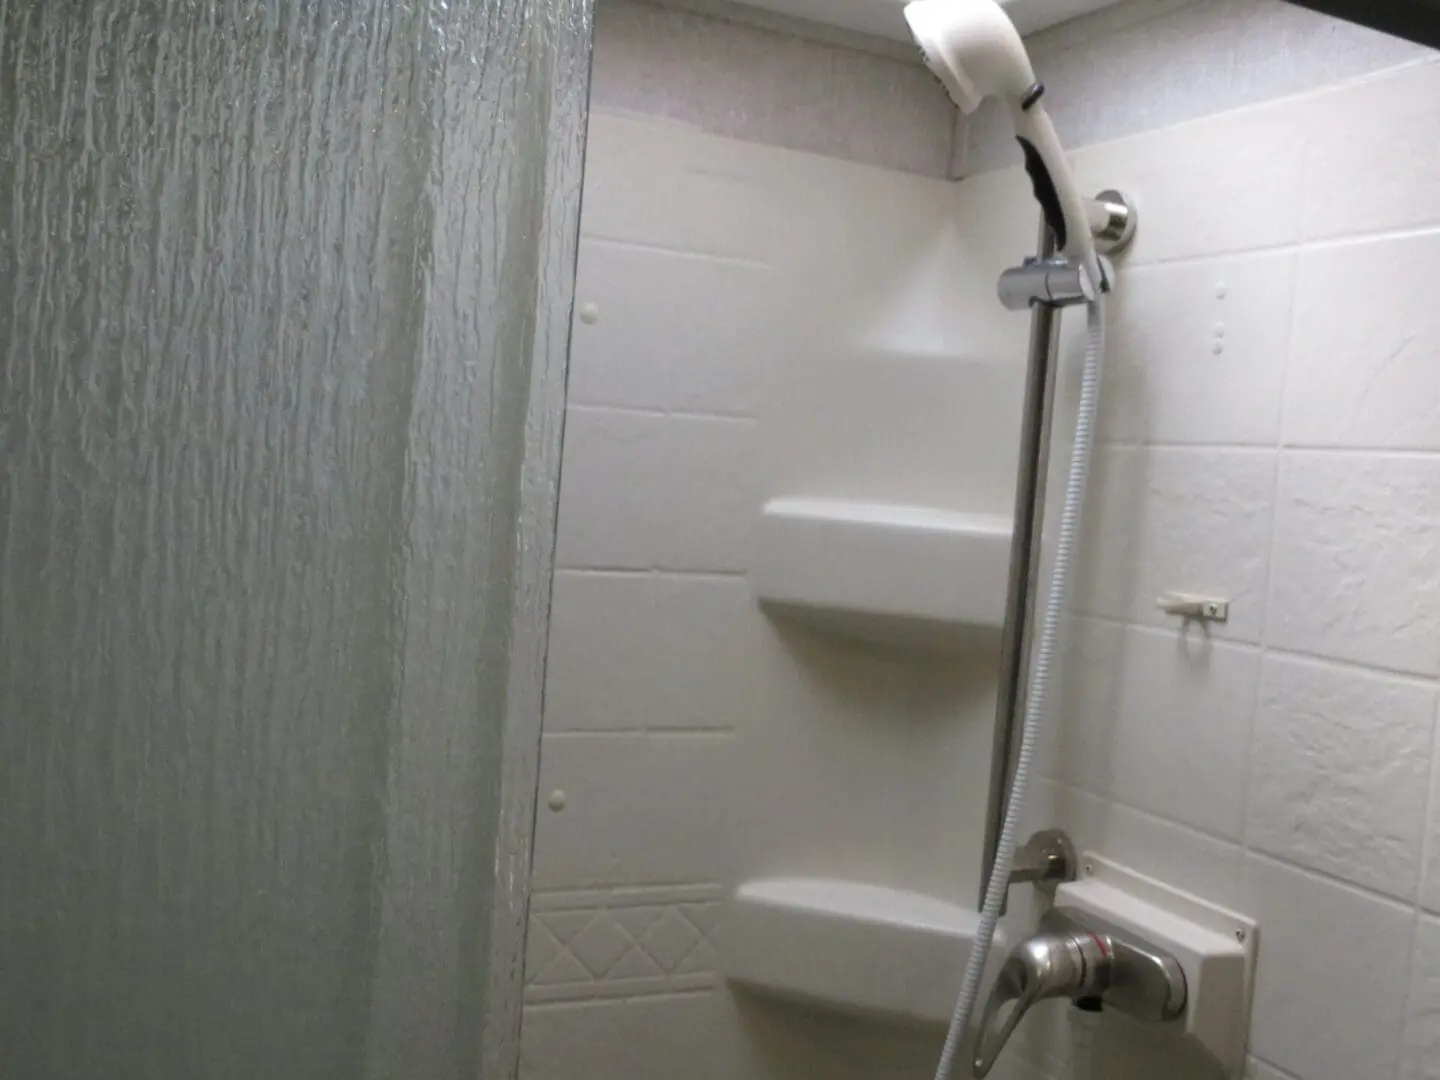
[[0, 1, 590, 1076]]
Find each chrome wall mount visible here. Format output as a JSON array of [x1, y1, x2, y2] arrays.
[[973, 908, 1187, 1077], [1008, 829, 1077, 894], [1088, 189, 1138, 255], [996, 191, 1137, 310], [998, 255, 1109, 311]]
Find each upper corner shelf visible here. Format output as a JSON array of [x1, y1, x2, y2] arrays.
[[750, 496, 1012, 651]]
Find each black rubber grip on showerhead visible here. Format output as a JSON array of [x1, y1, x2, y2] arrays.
[[1016, 136, 1068, 250]]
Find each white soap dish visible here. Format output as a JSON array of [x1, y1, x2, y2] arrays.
[[751, 497, 1012, 651], [721, 877, 999, 1025]]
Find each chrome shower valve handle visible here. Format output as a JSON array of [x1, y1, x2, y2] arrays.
[[972, 908, 1186, 1078]]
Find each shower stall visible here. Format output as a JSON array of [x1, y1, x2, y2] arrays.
[[0, 2, 591, 1076]]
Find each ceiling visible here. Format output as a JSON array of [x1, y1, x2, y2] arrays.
[[730, 0, 1125, 42]]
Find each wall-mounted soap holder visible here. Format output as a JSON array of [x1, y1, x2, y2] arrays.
[[1156, 592, 1229, 624], [750, 496, 1013, 651]]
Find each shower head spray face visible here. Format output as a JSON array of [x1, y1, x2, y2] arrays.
[[904, 0, 1104, 292], [902, 0, 1036, 114]]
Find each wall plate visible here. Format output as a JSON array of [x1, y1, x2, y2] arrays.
[[1056, 854, 1258, 1076]]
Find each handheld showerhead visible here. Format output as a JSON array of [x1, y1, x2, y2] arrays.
[[903, 0, 1037, 111], [905, 0, 1103, 291]]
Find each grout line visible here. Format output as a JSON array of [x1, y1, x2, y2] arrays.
[[1278, 444, 1440, 458], [1076, 610, 1440, 685], [1045, 776, 1245, 853], [1051, 776, 1434, 913], [1071, 610, 1260, 651], [1241, 852, 1414, 914], [1237, 449, 1282, 866], [1249, 1056, 1304, 1080], [1244, 253, 1298, 867], [532, 881, 724, 896], [1416, 692, 1440, 912], [1098, 440, 1281, 454], [1119, 220, 1440, 272], [554, 567, 749, 580], [523, 987, 715, 1011], [580, 233, 772, 271], [544, 728, 735, 738], [1104, 441, 1440, 457], [1260, 644, 1440, 687], [1393, 910, 1424, 1080], [565, 402, 759, 424]]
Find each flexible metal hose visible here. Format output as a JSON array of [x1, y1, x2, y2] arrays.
[[932, 296, 1107, 1080]]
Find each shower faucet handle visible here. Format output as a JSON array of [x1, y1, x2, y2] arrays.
[[973, 918, 1107, 1077], [972, 908, 1187, 1078]]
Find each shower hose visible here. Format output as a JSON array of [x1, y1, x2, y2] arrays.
[[932, 296, 1108, 1080]]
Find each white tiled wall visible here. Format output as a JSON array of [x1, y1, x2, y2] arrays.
[[994, 57, 1440, 1080], [527, 11, 1440, 1080], [521, 113, 1006, 1080]]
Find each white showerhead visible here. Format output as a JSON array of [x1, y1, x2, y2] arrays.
[[904, 0, 1103, 291], [903, 0, 1037, 113]]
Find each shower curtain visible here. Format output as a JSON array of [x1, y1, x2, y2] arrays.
[[0, 1, 590, 1076]]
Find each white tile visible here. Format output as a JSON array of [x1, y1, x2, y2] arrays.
[[1044, 617, 1126, 787], [1070, 103, 1306, 265], [719, 984, 947, 1080], [555, 408, 664, 570], [530, 732, 737, 890], [521, 992, 731, 1080], [1075, 447, 1276, 644], [1299, 61, 1440, 240], [1028, 780, 1247, 912], [1241, 855, 1413, 1080], [580, 113, 783, 261], [1422, 751, 1440, 915], [1071, 446, 1145, 623], [568, 240, 776, 416], [1247, 1060, 1299, 1080], [652, 416, 761, 572], [1268, 452, 1440, 676], [1248, 654, 1436, 900], [1097, 252, 1294, 446], [544, 571, 767, 732], [1404, 917, 1440, 1080], [1011, 977, 1223, 1080], [1285, 232, 1440, 450], [1108, 629, 1259, 840], [554, 408, 759, 572]]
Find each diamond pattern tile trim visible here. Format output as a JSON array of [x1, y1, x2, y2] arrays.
[[524, 884, 724, 1003]]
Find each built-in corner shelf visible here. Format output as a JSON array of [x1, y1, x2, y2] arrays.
[[751, 497, 1012, 650], [721, 878, 996, 1025]]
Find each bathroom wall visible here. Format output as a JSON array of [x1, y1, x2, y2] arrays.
[[955, 0, 1432, 175], [518, 108, 1020, 1080], [523, 3, 1440, 1080], [953, 54, 1440, 1080], [515, 7, 1022, 1078], [589, 0, 956, 176]]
